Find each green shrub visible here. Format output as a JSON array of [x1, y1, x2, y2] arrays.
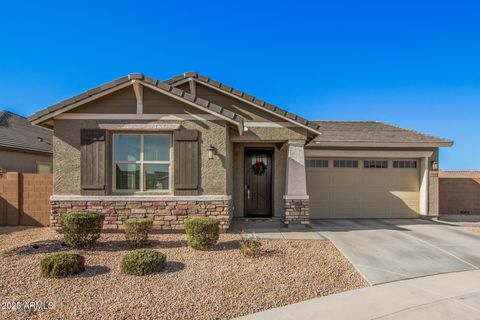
[[40, 253, 85, 278], [120, 249, 166, 276], [239, 232, 263, 257], [60, 211, 105, 248], [184, 217, 219, 250], [123, 218, 153, 247]]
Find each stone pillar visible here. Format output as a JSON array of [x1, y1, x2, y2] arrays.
[[283, 140, 309, 228]]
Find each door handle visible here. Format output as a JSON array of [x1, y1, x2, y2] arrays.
[[245, 185, 250, 199]]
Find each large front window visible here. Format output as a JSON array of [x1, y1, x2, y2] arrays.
[[113, 134, 171, 192]]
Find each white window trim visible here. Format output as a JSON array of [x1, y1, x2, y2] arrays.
[[112, 133, 172, 194]]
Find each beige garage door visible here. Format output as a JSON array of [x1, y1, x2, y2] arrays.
[[306, 158, 420, 219]]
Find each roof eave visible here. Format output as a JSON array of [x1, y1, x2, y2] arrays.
[[307, 141, 454, 148], [0, 144, 53, 155], [28, 75, 245, 134]]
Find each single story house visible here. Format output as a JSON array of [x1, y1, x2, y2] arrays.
[[28, 72, 453, 230], [0, 111, 52, 173]]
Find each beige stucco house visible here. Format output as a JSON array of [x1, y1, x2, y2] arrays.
[[28, 72, 452, 230]]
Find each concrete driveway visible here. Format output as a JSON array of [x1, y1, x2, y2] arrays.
[[312, 219, 480, 285]]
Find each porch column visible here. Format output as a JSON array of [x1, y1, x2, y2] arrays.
[[283, 140, 309, 228], [419, 156, 429, 216]]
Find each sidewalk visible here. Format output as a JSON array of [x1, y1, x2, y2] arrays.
[[237, 270, 480, 320]]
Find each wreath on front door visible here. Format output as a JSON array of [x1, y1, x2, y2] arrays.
[[252, 160, 267, 175]]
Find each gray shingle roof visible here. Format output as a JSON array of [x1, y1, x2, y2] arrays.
[[28, 74, 245, 125], [0, 111, 53, 153], [311, 121, 452, 145], [165, 72, 321, 132]]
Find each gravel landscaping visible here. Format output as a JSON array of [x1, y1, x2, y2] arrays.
[[0, 227, 367, 320]]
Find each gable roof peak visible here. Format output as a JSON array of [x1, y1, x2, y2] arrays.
[[28, 73, 246, 134], [128, 73, 145, 80], [165, 72, 322, 134]]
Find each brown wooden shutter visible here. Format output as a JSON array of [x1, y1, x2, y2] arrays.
[[81, 129, 106, 195], [173, 130, 199, 195]]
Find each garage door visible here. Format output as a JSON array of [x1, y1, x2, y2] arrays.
[[306, 158, 420, 219]]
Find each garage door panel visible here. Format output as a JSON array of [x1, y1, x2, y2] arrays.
[[360, 204, 390, 216], [390, 191, 419, 202], [332, 173, 361, 187], [334, 205, 361, 216], [307, 158, 420, 219], [333, 188, 361, 202], [390, 174, 419, 189], [308, 172, 332, 183], [360, 173, 389, 187], [388, 206, 419, 218], [309, 189, 333, 203], [361, 189, 393, 202]]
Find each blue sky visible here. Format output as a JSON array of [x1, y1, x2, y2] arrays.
[[0, 0, 479, 170]]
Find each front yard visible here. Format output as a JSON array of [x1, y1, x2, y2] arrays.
[[0, 227, 367, 319]]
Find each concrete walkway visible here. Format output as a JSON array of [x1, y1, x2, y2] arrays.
[[229, 218, 325, 240], [237, 270, 480, 320]]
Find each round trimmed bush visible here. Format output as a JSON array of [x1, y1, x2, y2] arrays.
[[184, 217, 220, 250], [40, 253, 85, 278], [120, 249, 166, 276], [123, 218, 153, 248], [60, 211, 105, 249]]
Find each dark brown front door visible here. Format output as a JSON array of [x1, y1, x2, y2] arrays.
[[244, 148, 273, 217]]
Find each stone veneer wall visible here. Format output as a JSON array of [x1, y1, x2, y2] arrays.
[[283, 198, 309, 226], [50, 198, 233, 232]]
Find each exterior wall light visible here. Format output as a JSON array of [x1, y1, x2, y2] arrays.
[[431, 160, 438, 171], [207, 145, 217, 159]]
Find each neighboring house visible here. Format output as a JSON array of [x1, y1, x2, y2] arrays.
[[0, 111, 52, 173], [439, 171, 480, 215], [28, 72, 452, 230]]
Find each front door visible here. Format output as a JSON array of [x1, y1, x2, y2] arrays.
[[244, 148, 273, 217]]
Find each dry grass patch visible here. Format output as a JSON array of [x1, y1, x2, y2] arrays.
[[0, 227, 367, 320]]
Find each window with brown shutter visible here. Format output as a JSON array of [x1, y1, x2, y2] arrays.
[[81, 129, 106, 195], [173, 130, 199, 195]]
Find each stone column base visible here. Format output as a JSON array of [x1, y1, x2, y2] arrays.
[[50, 196, 233, 232], [283, 195, 309, 228]]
